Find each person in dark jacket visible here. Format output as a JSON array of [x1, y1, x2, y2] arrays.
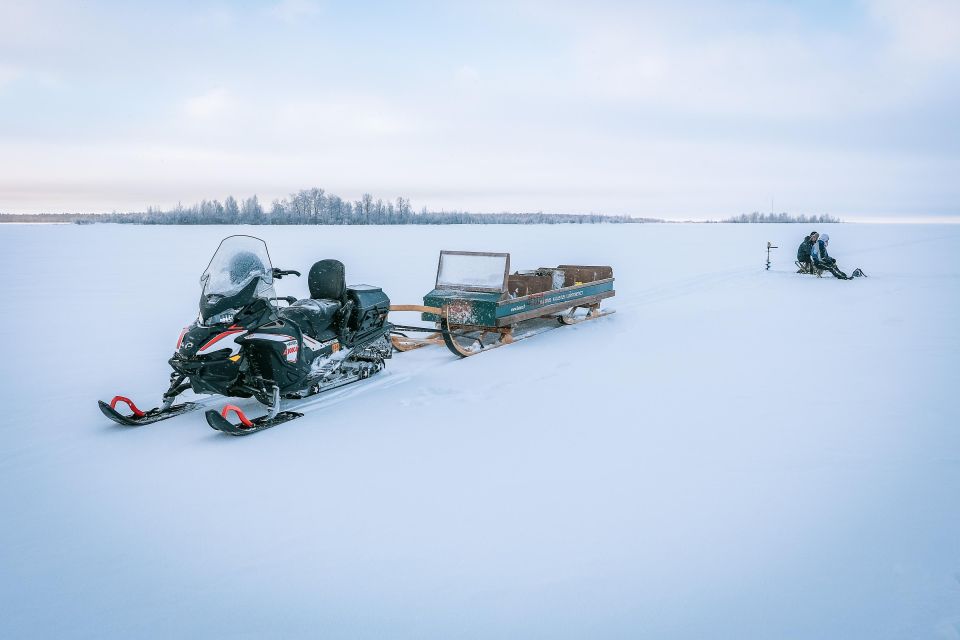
[[796, 232, 817, 273], [797, 233, 814, 263]]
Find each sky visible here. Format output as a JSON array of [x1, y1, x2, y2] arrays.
[[1, 0, 958, 220]]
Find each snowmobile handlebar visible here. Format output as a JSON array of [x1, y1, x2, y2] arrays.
[[272, 268, 301, 279]]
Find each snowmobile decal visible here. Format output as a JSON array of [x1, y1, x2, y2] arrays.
[[176, 327, 189, 350], [283, 339, 299, 363], [197, 329, 247, 356], [303, 336, 338, 352], [244, 333, 296, 342]]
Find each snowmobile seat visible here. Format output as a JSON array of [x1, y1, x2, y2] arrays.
[[279, 299, 340, 340], [308, 259, 347, 304]]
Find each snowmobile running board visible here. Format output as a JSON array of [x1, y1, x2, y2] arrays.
[[389, 252, 615, 358], [98, 396, 200, 426], [205, 405, 303, 436]]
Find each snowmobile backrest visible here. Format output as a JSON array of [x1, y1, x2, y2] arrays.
[[308, 259, 346, 302]]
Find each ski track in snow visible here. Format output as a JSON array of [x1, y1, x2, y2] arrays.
[[625, 266, 756, 308], [1, 223, 959, 640]]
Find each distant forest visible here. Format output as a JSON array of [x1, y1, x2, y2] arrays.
[[0, 187, 651, 225], [0, 190, 842, 225], [722, 212, 841, 224]]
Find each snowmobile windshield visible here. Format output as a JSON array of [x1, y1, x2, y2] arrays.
[[199, 235, 276, 323]]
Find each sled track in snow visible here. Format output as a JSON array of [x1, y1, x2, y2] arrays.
[[203, 364, 424, 435], [285, 367, 413, 414], [622, 266, 756, 309]]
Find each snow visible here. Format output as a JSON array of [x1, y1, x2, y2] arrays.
[[1, 223, 959, 639]]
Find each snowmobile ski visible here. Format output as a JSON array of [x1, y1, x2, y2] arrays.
[[98, 396, 199, 426], [205, 405, 303, 436]]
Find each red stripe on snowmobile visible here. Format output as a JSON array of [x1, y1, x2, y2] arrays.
[[199, 329, 245, 352], [110, 396, 146, 418], [220, 405, 253, 428], [176, 327, 188, 349]]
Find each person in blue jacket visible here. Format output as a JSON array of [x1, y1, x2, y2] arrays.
[[811, 233, 850, 279]]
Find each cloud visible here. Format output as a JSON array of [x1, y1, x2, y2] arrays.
[[0, 2, 52, 45], [521, 0, 956, 121], [267, 0, 322, 24], [454, 66, 481, 91], [866, 0, 960, 63], [182, 88, 231, 119], [1, 0, 957, 218], [168, 86, 423, 153], [272, 96, 418, 139], [0, 64, 22, 91], [190, 5, 236, 29]]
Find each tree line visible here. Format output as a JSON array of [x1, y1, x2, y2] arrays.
[[0, 191, 842, 225], [0, 187, 652, 225], [722, 211, 841, 224]]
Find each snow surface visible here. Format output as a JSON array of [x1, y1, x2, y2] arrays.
[[1, 223, 959, 639]]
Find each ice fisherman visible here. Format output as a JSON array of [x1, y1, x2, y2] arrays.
[[812, 233, 851, 279], [797, 231, 865, 279], [796, 232, 817, 270]]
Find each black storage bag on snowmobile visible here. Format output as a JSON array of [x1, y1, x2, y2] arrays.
[[347, 285, 390, 335]]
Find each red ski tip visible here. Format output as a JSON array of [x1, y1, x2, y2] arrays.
[[220, 405, 254, 428], [109, 396, 146, 418]]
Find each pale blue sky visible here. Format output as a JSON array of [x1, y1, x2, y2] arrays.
[[1, 0, 958, 219]]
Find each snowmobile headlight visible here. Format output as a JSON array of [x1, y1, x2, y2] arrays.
[[207, 308, 239, 325]]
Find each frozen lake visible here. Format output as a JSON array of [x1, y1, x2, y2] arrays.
[[1, 222, 958, 639]]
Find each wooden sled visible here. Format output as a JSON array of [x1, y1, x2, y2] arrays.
[[390, 251, 615, 358]]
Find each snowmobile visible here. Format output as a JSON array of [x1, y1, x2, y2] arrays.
[[98, 235, 393, 434]]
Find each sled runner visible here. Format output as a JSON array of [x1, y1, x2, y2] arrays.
[[390, 251, 614, 358]]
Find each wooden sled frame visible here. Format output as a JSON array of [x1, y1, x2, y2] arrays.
[[389, 252, 615, 358], [389, 302, 614, 358], [389, 305, 445, 352]]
